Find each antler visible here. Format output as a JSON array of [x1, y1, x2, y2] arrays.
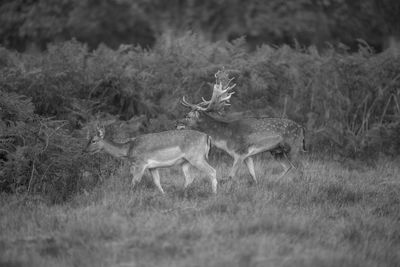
[[201, 81, 235, 111], [181, 96, 208, 111], [202, 67, 236, 111], [181, 68, 236, 112]]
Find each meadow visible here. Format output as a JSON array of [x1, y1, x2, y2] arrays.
[[1, 34, 400, 267], [1, 153, 399, 267]]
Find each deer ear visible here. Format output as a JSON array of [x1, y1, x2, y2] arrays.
[[96, 126, 105, 139]]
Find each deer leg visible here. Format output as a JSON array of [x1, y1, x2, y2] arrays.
[[130, 164, 146, 189], [244, 157, 257, 184], [182, 162, 194, 189], [289, 148, 304, 179], [149, 168, 165, 194], [188, 158, 217, 194], [229, 155, 243, 180], [276, 154, 295, 181], [276, 161, 291, 181]]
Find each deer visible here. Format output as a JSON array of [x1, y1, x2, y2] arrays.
[[176, 68, 306, 184], [84, 127, 217, 194]]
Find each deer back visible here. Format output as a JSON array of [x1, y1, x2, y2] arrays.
[[180, 112, 304, 153], [126, 130, 209, 161]]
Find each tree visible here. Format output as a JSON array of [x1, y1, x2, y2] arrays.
[[0, 0, 155, 51], [0, 0, 391, 51], [374, 0, 400, 53]]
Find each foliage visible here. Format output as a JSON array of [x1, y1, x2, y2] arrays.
[[0, 0, 155, 50], [0, 90, 95, 202], [0, 34, 399, 199]]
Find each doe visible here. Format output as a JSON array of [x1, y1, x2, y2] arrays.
[[84, 127, 217, 194]]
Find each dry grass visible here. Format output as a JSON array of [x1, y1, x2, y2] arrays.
[[1, 154, 400, 267]]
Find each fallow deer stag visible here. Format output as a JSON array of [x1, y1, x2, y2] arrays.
[[177, 68, 306, 183], [84, 127, 217, 194]]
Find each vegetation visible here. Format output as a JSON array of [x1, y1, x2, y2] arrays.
[[0, 34, 400, 200], [0, 4, 399, 264], [1, 0, 400, 51], [1, 156, 399, 266], [1, 1, 399, 266]]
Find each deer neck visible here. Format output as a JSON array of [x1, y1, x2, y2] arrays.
[[203, 112, 234, 123], [102, 139, 130, 158], [196, 112, 233, 137]]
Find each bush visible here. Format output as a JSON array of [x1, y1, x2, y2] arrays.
[[0, 34, 399, 200]]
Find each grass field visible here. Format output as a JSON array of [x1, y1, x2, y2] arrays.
[[1, 154, 400, 267]]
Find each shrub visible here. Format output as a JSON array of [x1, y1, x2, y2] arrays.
[[1, 34, 399, 199]]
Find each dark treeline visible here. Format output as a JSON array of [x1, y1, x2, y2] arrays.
[[1, 0, 400, 52]]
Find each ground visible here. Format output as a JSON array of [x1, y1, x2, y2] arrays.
[[0, 154, 400, 267]]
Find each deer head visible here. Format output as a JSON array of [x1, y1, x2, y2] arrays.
[[182, 68, 236, 113], [178, 68, 236, 129], [84, 126, 106, 154]]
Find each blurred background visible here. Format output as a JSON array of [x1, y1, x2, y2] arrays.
[[1, 0, 399, 53]]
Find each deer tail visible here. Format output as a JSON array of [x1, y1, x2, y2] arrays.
[[301, 127, 307, 152]]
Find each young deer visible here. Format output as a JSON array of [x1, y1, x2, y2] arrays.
[[84, 127, 217, 194], [177, 68, 306, 183]]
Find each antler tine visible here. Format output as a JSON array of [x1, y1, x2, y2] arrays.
[[183, 68, 236, 112], [199, 97, 210, 106], [181, 96, 207, 111], [181, 96, 199, 108], [203, 81, 235, 111], [220, 91, 235, 102], [181, 96, 192, 106], [222, 83, 236, 94], [218, 82, 235, 100], [225, 77, 235, 88]]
